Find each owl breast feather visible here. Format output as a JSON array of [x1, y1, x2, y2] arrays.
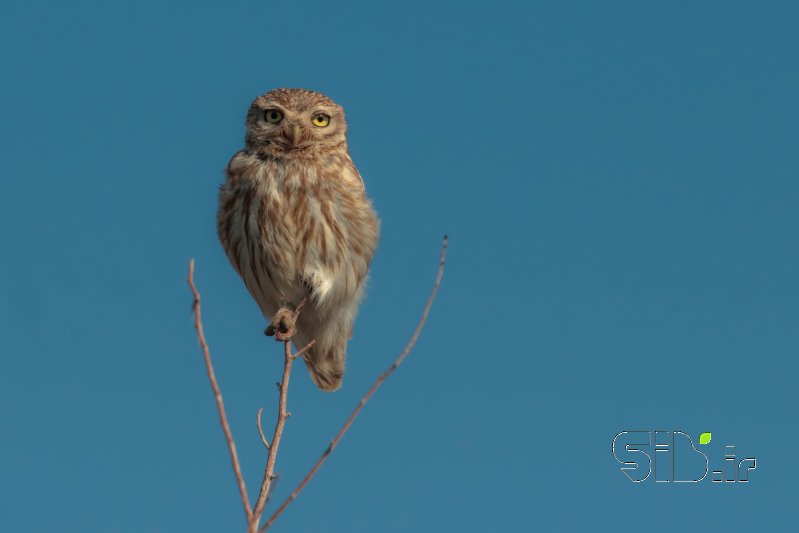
[[217, 150, 379, 316]]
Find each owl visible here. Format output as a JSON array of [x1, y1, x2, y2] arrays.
[[217, 88, 379, 391]]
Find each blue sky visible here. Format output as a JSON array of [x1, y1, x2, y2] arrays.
[[1, 1, 797, 531]]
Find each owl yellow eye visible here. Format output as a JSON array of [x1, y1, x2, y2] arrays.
[[264, 109, 283, 124], [312, 113, 330, 127]]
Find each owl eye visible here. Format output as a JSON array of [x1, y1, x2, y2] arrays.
[[312, 113, 330, 127], [264, 109, 283, 124]]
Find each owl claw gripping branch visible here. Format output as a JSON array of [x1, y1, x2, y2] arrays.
[[263, 307, 297, 342], [217, 88, 380, 392]]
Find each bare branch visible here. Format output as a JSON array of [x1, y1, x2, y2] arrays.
[[265, 474, 280, 505], [290, 339, 317, 362], [188, 259, 253, 522], [249, 337, 296, 532], [292, 296, 308, 320], [260, 235, 448, 531], [256, 408, 270, 450]]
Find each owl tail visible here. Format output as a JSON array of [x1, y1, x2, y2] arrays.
[[302, 338, 346, 392]]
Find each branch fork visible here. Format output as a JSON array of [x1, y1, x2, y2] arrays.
[[188, 236, 447, 532]]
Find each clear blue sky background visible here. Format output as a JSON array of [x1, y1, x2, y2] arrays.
[[1, 1, 796, 531]]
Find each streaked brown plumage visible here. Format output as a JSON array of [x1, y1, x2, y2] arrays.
[[217, 88, 379, 391]]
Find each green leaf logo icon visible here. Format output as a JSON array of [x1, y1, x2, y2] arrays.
[[699, 432, 712, 445]]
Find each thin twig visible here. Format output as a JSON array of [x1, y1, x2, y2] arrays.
[[188, 259, 253, 522], [292, 297, 308, 320], [260, 235, 448, 531], [290, 339, 317, 362], [249, 339, 295, 532], [256, 408, 270, 450]]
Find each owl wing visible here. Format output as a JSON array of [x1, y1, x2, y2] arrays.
[[346, 159, 366, 195]]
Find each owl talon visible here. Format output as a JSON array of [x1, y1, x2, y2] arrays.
[[268, 308, 296, 342]]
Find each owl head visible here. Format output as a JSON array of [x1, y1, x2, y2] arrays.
[[244, 88, 348, 157]]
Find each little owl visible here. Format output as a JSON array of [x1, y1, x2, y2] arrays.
[[217, 88, 379, 391]]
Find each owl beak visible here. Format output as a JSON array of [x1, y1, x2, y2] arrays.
[[287, 124, 303, 148]]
